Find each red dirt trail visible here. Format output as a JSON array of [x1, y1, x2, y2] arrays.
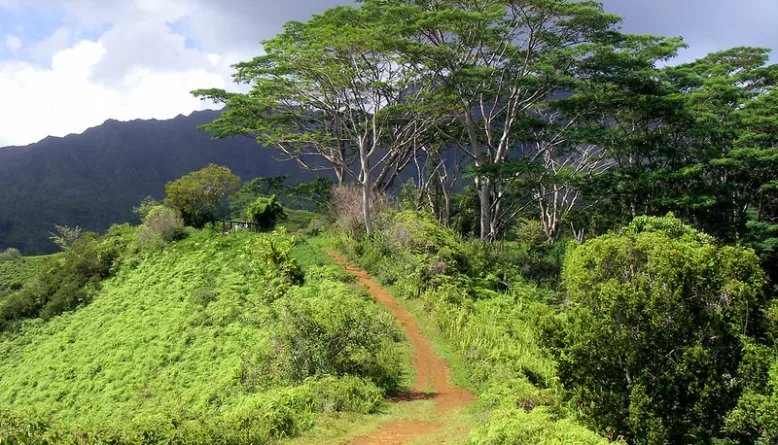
[[324, 250, 477, 445]]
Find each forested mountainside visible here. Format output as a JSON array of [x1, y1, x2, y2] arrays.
[[0, 111, 313, 254]]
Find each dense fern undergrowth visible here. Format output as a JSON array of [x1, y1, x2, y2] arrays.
[[0, 227, 408, 444]]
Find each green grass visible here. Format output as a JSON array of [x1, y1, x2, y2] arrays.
[[281, 209, 319, 233], [0, 255, 55, 302], [0, 229, 410, 443]]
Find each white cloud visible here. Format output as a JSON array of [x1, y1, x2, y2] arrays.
[[0, 38, 232, 147], [5, 35, 22, 54], [88, 18, 208, 84], [28, 27, 72, 62], [0, 0, 346, 146]]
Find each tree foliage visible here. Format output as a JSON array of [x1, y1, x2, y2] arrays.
[[245, 195, 287, 231], [49, 224, 83, 251], [163, 164, 240, 228], [548, 215, 769, 444], [132, 196, 162, 221], [137, 206, 187, 247]]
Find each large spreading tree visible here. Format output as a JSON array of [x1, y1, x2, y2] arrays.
[[375, 0, 680, 239], [193, 5, 438, 233]]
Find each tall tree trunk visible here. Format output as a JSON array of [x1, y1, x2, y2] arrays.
[[440, 174, 452, 228], [478, 174, 492, 240], [335, 167, 345, 187], [360, 145, 373, 234]]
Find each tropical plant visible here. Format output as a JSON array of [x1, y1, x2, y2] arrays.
[[164, 164, 240, 228], [245, 195, 287, 231]]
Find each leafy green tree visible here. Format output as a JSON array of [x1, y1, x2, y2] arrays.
[[227, 176, 289, 219], [583, 47, 778, 243], [377, 0, 681, 240], [547, 215, 769, 444], [193, 4, 437, 234], [245, 195, 288, 231], [286, 177, 334, 212], [163, 164, 240, 228]]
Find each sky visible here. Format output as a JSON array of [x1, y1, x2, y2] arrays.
[[0, 0, 776, 148]]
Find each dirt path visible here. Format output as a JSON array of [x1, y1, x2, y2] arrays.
[[324, 250, 477, 445]]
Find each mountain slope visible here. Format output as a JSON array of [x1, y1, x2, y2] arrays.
[[0, 111, 312, 254]]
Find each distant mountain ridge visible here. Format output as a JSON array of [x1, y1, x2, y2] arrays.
[[0, 110, 314, 254]]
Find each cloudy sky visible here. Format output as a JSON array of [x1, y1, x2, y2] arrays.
[[0, 0, 776, 147]]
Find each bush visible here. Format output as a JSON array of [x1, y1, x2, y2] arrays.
[[137, 206, 186, 247], [238, 280, 404, 394], [245, 195, 287, 231], [332, 185, 388, 233], [1, 232, 123, 328], [511, 218, 547, 246], [548, 215, 769, 444], [0, 248, 21, 262], [0, 376, 385, 445]]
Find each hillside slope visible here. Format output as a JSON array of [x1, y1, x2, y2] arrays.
[[0, 229, 407, 443], [0, 111, 313, 254]]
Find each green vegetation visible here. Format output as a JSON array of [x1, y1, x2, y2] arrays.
[[336, 210, 777, 444], [0, 255, 52, 303], [164, 163, 241, 227], [1, 229, 125, 329], [245, 195, 287, 231], [137, 205, 187, 247], [0, 248, 21, 263], [2, 0, 778, 444], [548, 216, 769, 444], [334, 211, 610, 444], [0, 229, 408, 444]]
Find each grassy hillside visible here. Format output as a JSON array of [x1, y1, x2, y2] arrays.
[[0, 229, 408, 443], [0, 255, 54, 302]]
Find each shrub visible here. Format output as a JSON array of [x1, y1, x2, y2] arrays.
[[137, 206, 186, 247], [1, 232, 122, 328], [0, 376, 385, 444], [331, 185, 388, 233], [548, 214, 769, 444], [0, 248, 21, 262], [239, 282, 404, 394], [245, 195, 287, 231], [511, 218, 547, 246]]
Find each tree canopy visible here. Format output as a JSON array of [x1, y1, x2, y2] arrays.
[[164, 164, 240, 228], [548, 215, 769, 444]]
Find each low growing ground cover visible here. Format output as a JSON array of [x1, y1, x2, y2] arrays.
[[0, 229, 409, 444]]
